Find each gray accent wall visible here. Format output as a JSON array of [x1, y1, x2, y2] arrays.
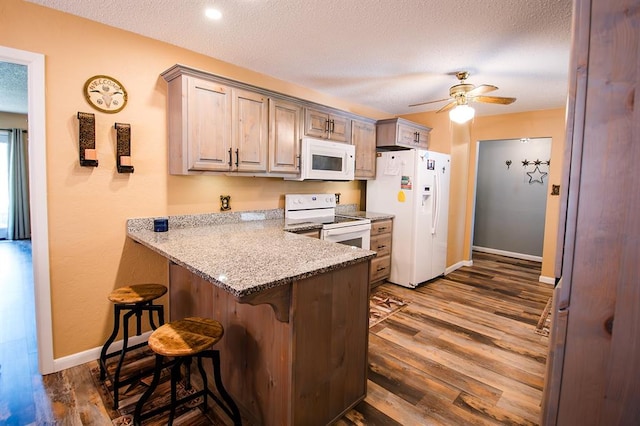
[[473, 138, 551, 257]]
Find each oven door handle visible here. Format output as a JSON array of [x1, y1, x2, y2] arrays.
[[323, 226, 371, 237]]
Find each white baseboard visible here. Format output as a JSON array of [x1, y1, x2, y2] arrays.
[[539, 275, 555, 285], [472, 246, 542, 263], [52, 331, 151, 373], [446, 260, 471, 275]]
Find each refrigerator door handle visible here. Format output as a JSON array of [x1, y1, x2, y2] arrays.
[[432, 170, 439, 234]]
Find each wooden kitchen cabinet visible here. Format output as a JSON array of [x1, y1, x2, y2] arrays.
[[232, 88, 268, 173], [162, 64, 376, 178], [181, 77, 232, 173], [268, 98, 303, 174], [164, 75, 267, 174], [369, 218, 392, 287], [304, 106, 351, 143], [376, 117, 430, 150], [351, 118, 377, 179]]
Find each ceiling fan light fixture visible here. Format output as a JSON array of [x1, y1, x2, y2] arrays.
[[449, 104, 475, 124]]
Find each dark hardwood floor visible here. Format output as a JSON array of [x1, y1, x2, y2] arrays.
[[0, 240, 46, 426], [0, 247, 552, 425], [339, 252, 552, 425]]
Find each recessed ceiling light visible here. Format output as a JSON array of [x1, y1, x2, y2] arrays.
[[205, 8, 222, 20]]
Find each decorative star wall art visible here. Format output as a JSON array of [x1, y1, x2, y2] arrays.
[[527, 166, 548, 183], [504, 157, 550, 184], [517, 158, 551, 184]]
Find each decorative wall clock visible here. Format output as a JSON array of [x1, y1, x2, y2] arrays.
[[83, 75, 128, 113]]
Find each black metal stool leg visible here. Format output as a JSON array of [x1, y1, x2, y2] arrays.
[[112, 307, 136, 409], [168, 358, 183, 425], [99, 304, 122, 380], [148, 304, 164, 330], [204, 349, 242, 425], [196, 356, 209, 413], [134, 354, 164, 426]]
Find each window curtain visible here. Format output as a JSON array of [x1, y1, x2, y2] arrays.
[[8, 129, 30, 240]]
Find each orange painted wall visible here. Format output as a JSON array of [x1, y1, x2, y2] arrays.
[[402, 108, 566, 279], [470, 109, 566, 279], [1, 0, 388, 359]]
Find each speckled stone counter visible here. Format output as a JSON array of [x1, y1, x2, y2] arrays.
[[126, 208, 375, 298]]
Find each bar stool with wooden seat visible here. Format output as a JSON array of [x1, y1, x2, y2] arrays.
[[133, 317, 242, 426], [99, 283, 167, 409]]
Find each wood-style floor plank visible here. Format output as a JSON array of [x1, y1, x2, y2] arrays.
[[345, 251, 551, 425], [2, 246, 551, 425]]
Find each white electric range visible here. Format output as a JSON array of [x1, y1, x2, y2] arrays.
[[285, 193, 371, 249]]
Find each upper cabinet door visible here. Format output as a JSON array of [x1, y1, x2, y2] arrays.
[[376, 118, 431, 150], [232, 88, 268, 173], [187, 78, 232, 171], [415, 129, 430, 149], [304, 107, 351, 143], [328, 113, 351, 143], [351, 119, 376, 179], [269, 98, 302, 174], [397, 123, 418, 146], [304, 108, 330, 138]]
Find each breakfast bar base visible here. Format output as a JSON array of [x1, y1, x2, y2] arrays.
[[169, 261, 370, 425]]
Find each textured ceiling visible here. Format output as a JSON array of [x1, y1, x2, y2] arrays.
[[5, 0, 573, 117], [0, 62, 28, 114]]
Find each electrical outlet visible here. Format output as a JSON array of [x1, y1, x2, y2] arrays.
[[335, 193, 341, 204], [220, 195, 231, 211]]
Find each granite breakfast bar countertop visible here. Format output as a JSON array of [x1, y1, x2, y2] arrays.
[[126, 211, 376, 299], [127, 209, 375, 424]]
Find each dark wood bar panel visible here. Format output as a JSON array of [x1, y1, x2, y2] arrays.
[[169, 260, 370, 425]]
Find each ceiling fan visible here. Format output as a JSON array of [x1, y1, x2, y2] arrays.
[[409, 71, 516, 123]]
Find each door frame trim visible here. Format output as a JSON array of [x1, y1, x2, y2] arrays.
[[0, 45, 53, 374]]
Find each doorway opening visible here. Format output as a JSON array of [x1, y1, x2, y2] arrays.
[[472, 137, 551, 261], [0, 46, 52, 375]]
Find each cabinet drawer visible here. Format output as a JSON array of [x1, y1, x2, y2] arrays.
[[370, 255, 391, 283], [370, 234, 391, 257], [371, 219, 392, 235]]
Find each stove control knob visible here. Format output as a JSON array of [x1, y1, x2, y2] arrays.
[[327, 196, 333, 203]]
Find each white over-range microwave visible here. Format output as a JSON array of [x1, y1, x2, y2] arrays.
[[286, 137, 355, 181]]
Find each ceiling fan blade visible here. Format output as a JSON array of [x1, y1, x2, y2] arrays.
[[471, 95, 517, 105], [465, 84, 498, 97], [436, 101, 457, 113], [408, 97, 451, 107]]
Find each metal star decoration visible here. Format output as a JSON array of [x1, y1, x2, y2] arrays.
[[522, 159, 530, 167], [527, 166, 548, 184]]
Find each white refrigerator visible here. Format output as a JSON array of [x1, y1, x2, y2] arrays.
[[367, 149, 451, 288]]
